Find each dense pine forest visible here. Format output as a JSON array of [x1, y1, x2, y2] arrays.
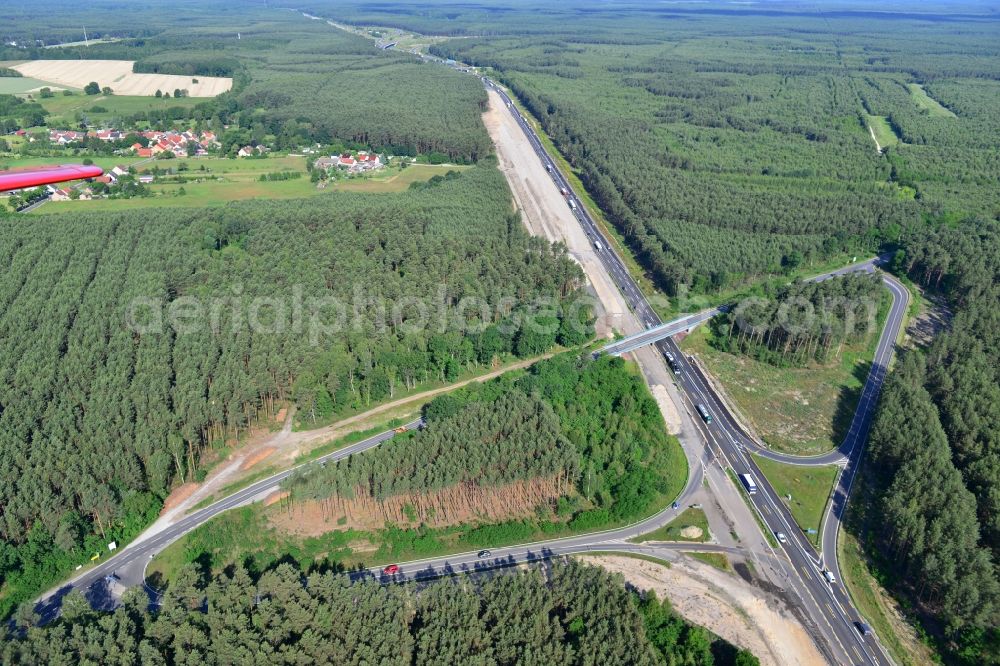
[[288, 391, 579, 523], [285, 354, 684, 530], [2, 1, 998, 661], [0, 165, 589, 617], [711, 274, 884, 367], [304, 1, 1000, 661], [861, 221, 1000, 662], [417, 5, 996, 295], [3, 560, 755, 665], [153, 355, 684, 585]]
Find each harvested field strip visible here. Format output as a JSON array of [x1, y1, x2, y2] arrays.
[[11, 60, 231, 97]]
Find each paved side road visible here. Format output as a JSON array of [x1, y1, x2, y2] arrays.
[[34, 418, 424, 622]]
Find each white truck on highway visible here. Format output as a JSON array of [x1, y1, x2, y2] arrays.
[[569, 199, 577, 210], [739, 473, 758, 495]]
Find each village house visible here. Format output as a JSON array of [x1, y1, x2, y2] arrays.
[[49, 130, 84, 144], [314, 151, 385, 174], [50, 186, 93, 201], [314, 156, 340, 169], [45, 127, 221, 159], [237, 145, 269, 158]]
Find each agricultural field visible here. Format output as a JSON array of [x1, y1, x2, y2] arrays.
[[35, 91, 202, 126], [10, 60, 231, 97], [0, 76, 57, 95]]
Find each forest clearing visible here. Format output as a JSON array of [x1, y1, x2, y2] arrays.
[[906, 83, 957, 118], [681, 324, 875, 455], [34, 162, 469, 213], [866, 115, 901, 151]]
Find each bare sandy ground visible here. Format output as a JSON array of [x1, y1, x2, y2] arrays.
[[134, 354, 555, 545], [482, 89, 634, 339], [586, 555, 826, 666], [11, 60, 231, 97]]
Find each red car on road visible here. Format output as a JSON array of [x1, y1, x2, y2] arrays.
[[382, 564, 400, 575]]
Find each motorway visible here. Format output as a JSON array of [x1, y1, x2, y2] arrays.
[[483, 77, 904, 665], [35, 69, 903, 666]]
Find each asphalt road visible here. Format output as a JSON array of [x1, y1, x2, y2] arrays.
[[34, 418, 424, 622], [35, 69, 903, 666], [601, 309, 720, 356], [482, 78, 902, 665]]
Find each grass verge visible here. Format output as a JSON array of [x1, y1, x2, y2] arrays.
[[188, 415, 416, 513], [689, 551, 731, 573], [628, 507, 710, 543], [577, 551, 672, 568], [751, 455, 838, 549], [681, 290, 889, 455], [148, 480, 679, 586]]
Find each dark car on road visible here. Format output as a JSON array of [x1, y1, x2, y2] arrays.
[[478, 550, 492, 559], [854, 621, 872, 637]]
